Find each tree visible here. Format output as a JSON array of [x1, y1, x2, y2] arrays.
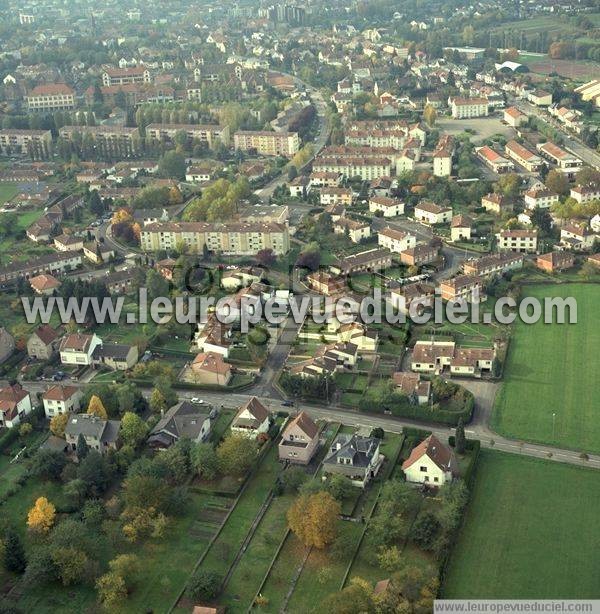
[[187, 569, 222, 601], [411, 512, 442, 550], [158, 151, 186, 180], [255, 248, 276, 267], [296, 241, 321, 271], [377, 545, 403, 573], [322, 577, 375, 613], [76, 433, 89, 461], [287, 491, 340, 549], [217, 434, 257, 477], [455, 418, 466, 454], [96, 571, 127, 609], [327, 474, 355, 501], [27, 497, 56, 534], [191, 443, 219, 481], [149, 387, 168, 414], [29, 449, 67, 481], [50, 412, 69, 437], [51, 546, 88, 585], [423, 104, 437, 127], [4, 528, 26, 573], [545, 169, 569, 196], [279, 466, 308, 494], [77, 450, 111, 496], [120, 412, 148, 448], [87, 395, 108, 420], [19, 423, 32, 438], [64, 479, 88, 507]]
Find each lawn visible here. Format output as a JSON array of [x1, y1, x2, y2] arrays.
[[443, 450, 600, 599], [0, 182, 18, 204], [492, 284, 600, 453]]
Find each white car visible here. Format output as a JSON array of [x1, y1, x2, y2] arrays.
[[190, 397, 205, 404]]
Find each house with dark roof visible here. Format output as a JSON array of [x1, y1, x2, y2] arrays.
[[64, 413, 120, 454], [148, 400, 212, 450], [323, 433, 382, 488], [402, 434, 459, 486], [27, 324, 60, 360], [92, 343, 139, 370], [278, 411, 319, 465], [231, 397, 270, 439]]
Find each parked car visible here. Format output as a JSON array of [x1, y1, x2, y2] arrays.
[[190, 397, 205, 404], [282, 400, 294, 407]]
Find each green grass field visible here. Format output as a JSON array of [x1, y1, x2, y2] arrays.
[[443, 451, 600, 599], [493, 284, 600, 453], [0, 182, 18, 204]]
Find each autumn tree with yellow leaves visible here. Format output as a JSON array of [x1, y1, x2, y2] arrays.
[[87, 395, 108, 420], [27, 497, 56, 534], [287, 491, 340, 549]]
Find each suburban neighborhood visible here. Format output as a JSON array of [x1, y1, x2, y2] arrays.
[[0, 0, 598, 611]]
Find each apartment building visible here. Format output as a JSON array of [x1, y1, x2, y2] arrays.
[[399, 243, 439, 266], [433, 135, 453, 177], [233, 130, 299, 157], [0, 252, 82, 283], [414, 201, 452, 225], [439, 275, 485, 303], [59, 125, 140, 153], [528, 89, 552, 107], [570, 185, 600, 204], [140, 221, 290, 256], [378, 227, 416, 254], [146, 123, 230, 147], [536, 142, 583, 177], [101, 66, 151, 87], [463, 253, 524, 277], [476, 146, 515, 174], [0, 129, 52, 155], [331, 248, 393, 275], [389, 282, 435, 314], [313, 156, 392, 180], [496, 229, 538, 253], [523, 187, 559, 210], [26, 83, 75, 112], [450, 97, 489, 119], [504, 140, 544, 172], [369, 195, 405, 217]]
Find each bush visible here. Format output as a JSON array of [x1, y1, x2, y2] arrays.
[[187, 569, 222, 601]]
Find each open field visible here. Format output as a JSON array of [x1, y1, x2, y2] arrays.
[[518, 54, 600, 82], [0, 182, 18, 204], [493, 283, 600, 453], [443, 450, 600, 599]]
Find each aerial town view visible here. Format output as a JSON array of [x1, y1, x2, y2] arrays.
[[0, 0, 598, 611]]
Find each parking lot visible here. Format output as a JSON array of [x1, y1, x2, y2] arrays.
[[437, 114, 515, 144]]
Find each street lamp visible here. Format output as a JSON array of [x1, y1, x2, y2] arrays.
[[552, 412, 556, 441]]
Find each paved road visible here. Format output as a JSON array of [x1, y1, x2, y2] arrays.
[[9, 377, 598, 471], [515, 99, 600, 170], [254, 80, 330, 203]]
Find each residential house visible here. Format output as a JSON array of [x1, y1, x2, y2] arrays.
[[414, 202, 452, 225], [504, 140, 543, 172], [83, 241, 115, 264], [93, 343, 138, 370], [496, 229, 538, 253], [0, 328, 16, 365], [331, 249, 393, 276], [528, 89, 552, 107], [221, 267, 263, 291], [536, 142, 582, 178], [231, 397, 270, 439], [0, 384, 33, 428], [191, 352, 233, 386], [536, 251, 575, 273], [481, 193, 510, 214], [560, 223, 596, 251], [305, 271, 346, 296], [378, 227, 416, 254], [27, 324, 60, 360], [195, 314, 231, 358], [320, 187, 352, 206], [54, 234, 84, 252], [570, 185, 600, 204], [323, 433, 382, 488], [449, 97, 488, 119], [333, 217, 371, 243], [59, 333, 102, 366], [147, 401, 211, 450], [476, 146, 515, 174], [402, 434, 459, 486], [29, 273, 61, 295], [400, 243, 439, 267], [64, 414, 120, 454], [524, 187, 559, 210], [389, 282, 435, 314], [392, 372, 431, 404], [503, 106, 526, 127], [439, 275, 485, 303], [463, 253, 524, 277], [278, 411, 319, 465], [289, 176, 310, 199], [369, 196, 404, 217], [42, 385, 82, 417], [450, 215, 474, 242]]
